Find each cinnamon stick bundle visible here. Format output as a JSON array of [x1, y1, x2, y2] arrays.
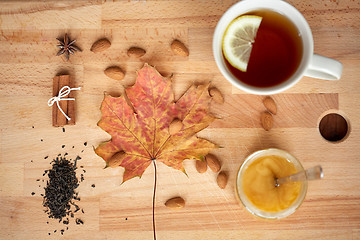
[[52, 75, 77, 127]]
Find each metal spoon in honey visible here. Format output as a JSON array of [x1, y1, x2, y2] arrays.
[[275, 165, 323, 187]]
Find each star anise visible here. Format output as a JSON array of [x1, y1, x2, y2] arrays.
[[56, 33, 82, 61]]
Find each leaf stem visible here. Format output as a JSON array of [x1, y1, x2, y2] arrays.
[[152, 160, 157, 240]]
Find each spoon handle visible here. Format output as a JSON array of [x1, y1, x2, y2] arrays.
[[276, 165, 323, 186]]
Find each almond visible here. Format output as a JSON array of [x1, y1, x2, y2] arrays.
[[205, 154, 221, 173], [165, 197, 185, 209], [263, 97, 277, 115], [90, 38, 111, 53], [127, 47, 146, 58], [209, 87, 224, 104], [195, 160, 207, 173], [260, 111, 273, 131], [171, 39, 189, 57], [217, 171, 228, 189], [169, 118, 183, 135], [107, 151, 125, 168], [104, 66, 125, 80]]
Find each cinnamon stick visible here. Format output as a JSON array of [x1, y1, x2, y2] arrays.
[[57, 75, 69, 126], [67, 76, 76, 125], [52, 77, 59, 127], [52, 75, 78, 127]]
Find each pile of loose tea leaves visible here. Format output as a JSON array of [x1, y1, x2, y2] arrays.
[[43, 155, 84, 234]]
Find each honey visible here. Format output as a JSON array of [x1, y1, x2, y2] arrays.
[[242, 155, 301, 212]]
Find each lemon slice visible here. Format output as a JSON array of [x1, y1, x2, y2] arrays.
[[222, 15, 263, 72]]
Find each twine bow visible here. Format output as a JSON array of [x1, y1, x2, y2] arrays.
[[48, 86, 81, 121]]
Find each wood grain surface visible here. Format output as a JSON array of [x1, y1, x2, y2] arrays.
[[1, 0, 360, 240]]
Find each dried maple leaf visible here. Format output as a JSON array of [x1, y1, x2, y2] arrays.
[[95, 63, 217, 183]]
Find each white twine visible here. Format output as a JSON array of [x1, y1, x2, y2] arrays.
[[48, 86, 81, 121]]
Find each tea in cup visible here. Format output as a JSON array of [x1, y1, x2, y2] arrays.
[[213, 0, 343, 95]]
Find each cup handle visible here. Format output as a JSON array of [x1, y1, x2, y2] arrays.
[[304, 54, 343, 80]]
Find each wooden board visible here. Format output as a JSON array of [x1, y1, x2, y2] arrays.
[[1, 0, 360, 239]]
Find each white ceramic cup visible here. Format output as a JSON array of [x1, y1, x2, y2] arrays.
[[213, 0, 343, 95]]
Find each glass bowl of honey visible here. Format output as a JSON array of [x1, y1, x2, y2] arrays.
[[236, 148, 308, 219]]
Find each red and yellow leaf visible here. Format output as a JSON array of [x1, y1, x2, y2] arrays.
[[95, 63, 218, 183]]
